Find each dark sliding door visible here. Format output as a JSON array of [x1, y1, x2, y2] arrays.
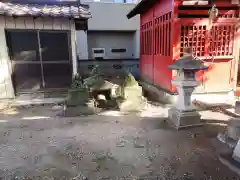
[[6, 30, 72, 94]]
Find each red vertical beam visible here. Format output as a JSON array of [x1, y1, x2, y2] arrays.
[[216, 26, 219, 56], [158, 18, 160, 55], [165, 13, 168, 56], [140, 21, 143, 75], [220, 25, 224, 56], [232, 24, 240, 91], [146, 23, 149, 55], [160, 16, 162, 55], [151, 9, 154, 83], [164, 14, 166, 57], [229, 24, 237, 88], [171, 0, 181, 92], [146, 24, 148, 54], [162, 16, 165, 56], [143, 24, 145, 55]]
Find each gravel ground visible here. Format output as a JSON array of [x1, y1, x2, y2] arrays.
[[0, 104, 239, 180]]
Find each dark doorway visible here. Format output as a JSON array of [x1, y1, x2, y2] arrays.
[[6, 30, 72, 94]]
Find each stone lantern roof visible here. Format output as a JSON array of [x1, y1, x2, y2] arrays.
[[168, 55, 208, 71]]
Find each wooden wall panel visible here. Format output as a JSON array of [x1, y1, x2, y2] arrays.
[[53, 18, 62, 30], [5, 16, 15, 28], [34, 18, 44, 29], [15, 17, 25, 29], [43, 18, 54, 30], [25, 17, 35, 29]]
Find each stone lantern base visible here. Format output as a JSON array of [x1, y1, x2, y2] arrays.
[[168, 108, 202, 130]]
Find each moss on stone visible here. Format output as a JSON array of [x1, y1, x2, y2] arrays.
[[124, 73, 138, 87]]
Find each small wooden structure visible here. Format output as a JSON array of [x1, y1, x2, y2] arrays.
[[127, 0, 240, 98], [0, 0, 91, 98]]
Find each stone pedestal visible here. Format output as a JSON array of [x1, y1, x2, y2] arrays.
[[217, 119, 240, 148], [117, 84, 145, 112], [233, 139, 240, 162], [228, 119, 240, 141], [219, 138, 240, 176], [117, 84, 146, 112], [168, 108, 202, 130], [167, 80, 202, 129], [167, 53, 208, 130], [64, 89, 97, 117], [64, 103, 99, 117]]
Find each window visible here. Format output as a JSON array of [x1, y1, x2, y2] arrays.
[[94, 49, 104, 54], [154, 12, 172, 56], [114, 0, 137, 3], [141, 21, 152, 55], [114, 0, 125, 3], [111, 48, 126, 53], [126, 0, 137, 3]]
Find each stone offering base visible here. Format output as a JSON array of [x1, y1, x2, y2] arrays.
[[217, 132, 238, 149], [63, 104, 100, 117], [168, 108, 202, 130], [217, 119, 240, 148], [219, 153, 240, 176], [228, 119, 240, 140], [64, 71, 146, 116], [117, 84, 146, 112]]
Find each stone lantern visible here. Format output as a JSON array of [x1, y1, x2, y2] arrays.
[[168, 54, 208, 129]]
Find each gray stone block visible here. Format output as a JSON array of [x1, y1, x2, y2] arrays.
[[168, 108, 202, 130], [124, 85, 142, 99], [66, 89, 90, 106], [227, 119, 240, 141]]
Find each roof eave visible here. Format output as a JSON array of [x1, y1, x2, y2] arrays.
[[126, 0, 158, 19], [0, 2, 92, 20], [126, 1, 143, 19]]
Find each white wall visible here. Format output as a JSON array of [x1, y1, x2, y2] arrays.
[[133, 28, 140, 58], [76, 1, 140, 60], [83, 1, 140, 31], [0, 16, 77, 98], [76, 30, 89, 59], [87, 31, 135, 59]]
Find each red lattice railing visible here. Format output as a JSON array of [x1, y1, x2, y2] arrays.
[[180, 25, 207, 57], [209, 25, 235, 56], [154, 12, 172, 56], [180, 24, 235, 58]]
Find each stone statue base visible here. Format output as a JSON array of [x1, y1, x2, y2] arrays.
[[63, 100, 100, 117], [168, 108, 202, 130], [64, 89, 99, 117], [228, 119, 240, 141], [233, 139, 240, 162], [219, 139, 240, 176], [217, 119, 240, 148], [117, 84, 146, 112]]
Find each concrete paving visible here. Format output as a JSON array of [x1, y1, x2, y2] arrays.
[[0, 104, 238, 179]]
